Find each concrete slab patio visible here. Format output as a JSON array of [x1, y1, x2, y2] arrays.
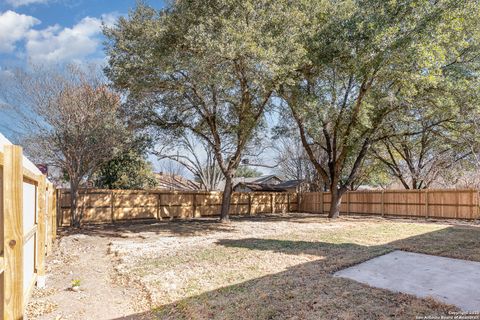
[[334, 250, 480, 311]]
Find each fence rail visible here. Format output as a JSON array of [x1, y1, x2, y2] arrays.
[[299, 189, 480, 220], [57, 189, 299, 225], [1, 145, 57, 319], [58, 188, 480, 225]]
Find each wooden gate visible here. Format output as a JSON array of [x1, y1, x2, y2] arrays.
[[1, 145, 57, 319]]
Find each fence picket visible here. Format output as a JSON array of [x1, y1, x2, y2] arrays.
[[3, 145, 24, 319], [56, 187, 479, 227], [37, 175, 47, 288], [1, 144, 57, 319]]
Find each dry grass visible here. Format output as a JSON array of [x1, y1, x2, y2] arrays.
[[101, 214, 480, 319]]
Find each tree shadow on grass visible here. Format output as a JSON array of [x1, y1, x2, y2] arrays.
[[107, 226, 480, 319], [60, 212, 478, 241], [108, 239, 397, 319], [388, 224, 480, 261], [58, 218, 236, 238], [217, 224, 480, 261], [58, 213, 334, 239], [218, 237, 369, 261]]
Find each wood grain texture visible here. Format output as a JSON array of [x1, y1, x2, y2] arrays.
[[300, 190, 479, 220], [3, 145, 24, 320], [37, 175, 46, 277], [58, 189, 299, 225]]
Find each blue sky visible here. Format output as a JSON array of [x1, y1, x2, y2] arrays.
[[0, 0, 166, 140], [0, 0, 275, 176]]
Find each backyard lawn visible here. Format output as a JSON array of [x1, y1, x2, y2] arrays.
[[29, 214, 480, 320]]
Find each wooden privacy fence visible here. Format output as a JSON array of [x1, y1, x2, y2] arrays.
[[58, 189, 299, 225], [58, 188, 480, 225], [299, 189, 480, 220], [1, 145, 57, 320]]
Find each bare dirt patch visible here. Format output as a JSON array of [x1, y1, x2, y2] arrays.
[[28, 214, 480, 319], [28, 231, 149, 320]]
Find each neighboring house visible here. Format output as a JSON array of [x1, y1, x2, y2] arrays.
[[275, 180, 309, 193], [243, 175, 283, 185], [233, 178, 308, 193], [233, 182, 285, 192], [155, 172, 201, 191], [217, 174, 283, 191]]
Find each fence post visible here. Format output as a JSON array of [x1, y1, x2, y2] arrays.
[[297, 193, 301, 212], [52, 188, 58, 240], [156, 193, 162, 220], [425, 189, 429, 219], [381, 191, 385, 217], [46, 184, 53, 255], [56, 188, 61, 228], [45, 184, 51, 255], [477, 190, 480, 220], [320, 192, 324, 214], [193, 193, 199, 218], [417, 190, 421, 217], [110, 190, 115, 223], [37, 174, 47, 288], [287, 193, 291, 212], [471, 189, 474, 220], [455, 190, 459, 219], [248, 193, 252, 215], [347, 191, 350, 215], [3, 145, 24, 320], [51, 185, 57, 247], [271, 193, 275, 213]]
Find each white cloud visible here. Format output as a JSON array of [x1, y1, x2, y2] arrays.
[[0, 10, 40, 52], [0, 66, 14, 78], [100, 12, 119, 28], [25, 13, 117, 63], [5, 0, 50, 8]]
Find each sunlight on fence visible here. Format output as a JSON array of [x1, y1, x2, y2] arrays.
[[58, 189, 299, 225], [299, 190, 480, 220], [0, 145, 57, 319]]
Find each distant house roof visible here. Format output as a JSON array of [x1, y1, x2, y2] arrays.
[[275, 180, 305, 189], [155, 173, 200, 191], [241, 175, 282, 184], [233, 179, 308, 193], [233, 182, 286, 192], [217, 174, 283, 191]]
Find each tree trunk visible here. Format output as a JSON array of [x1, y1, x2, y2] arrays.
[[70, 180, 81, 228], [328, 188, 344, 218], [220, 174, 233, 223]]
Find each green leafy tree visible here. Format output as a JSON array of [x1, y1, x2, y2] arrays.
[[94, 148, 157, 189], [346, 156, 394, 190], [282, 0, 480, 217], [235, 166, 262, 178], [104, 1, 308, 221]]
